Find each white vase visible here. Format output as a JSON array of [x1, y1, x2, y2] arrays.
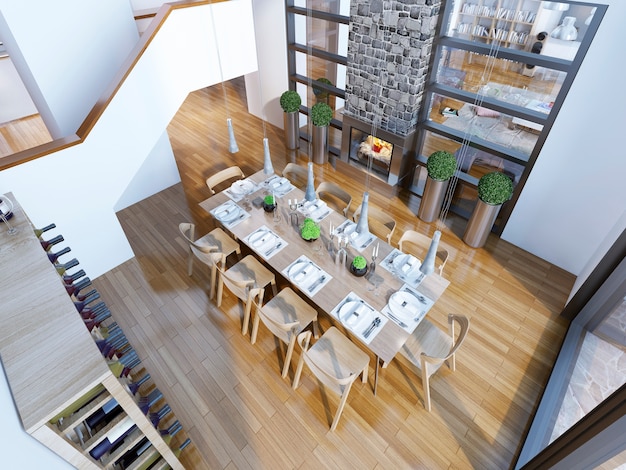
[[304, 162, 316, 202]]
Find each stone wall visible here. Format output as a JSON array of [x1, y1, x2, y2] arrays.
[[344, 0, 441, 136]]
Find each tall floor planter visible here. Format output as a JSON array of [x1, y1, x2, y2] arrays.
[[283, 111, 300, 150], [418, 177, 449, 223], [462, 199, 502, 248], [312, 124, 328, 164]]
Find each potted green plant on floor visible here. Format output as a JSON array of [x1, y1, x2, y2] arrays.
[[280, 90, 302, 150], [418, 150, 458, 223], [463, 171, 514, 248], [311, 102, 333, 165]]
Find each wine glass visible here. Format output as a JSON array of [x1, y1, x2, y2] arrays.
[[0, 196, 18, 235]]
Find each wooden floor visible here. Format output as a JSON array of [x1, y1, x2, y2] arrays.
[[86, 78, 575, 469]]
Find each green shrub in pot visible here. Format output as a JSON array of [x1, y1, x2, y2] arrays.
[[280, 90, 301, 113], [477, 171, 514, 205], [300, 217, 320, 241], [310, 102, 333, 127], [352, 255, 367, 270], [426, 150, 457, 181]]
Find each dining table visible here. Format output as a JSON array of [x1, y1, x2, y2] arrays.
[[199, 169, 450, 393]]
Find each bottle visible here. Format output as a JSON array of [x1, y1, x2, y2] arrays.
[[160, 420, 182, 445], [138, 388, 163, 415], [114, 437, 151, 469], [174, 438, 192, 457], [64, 277, 92, 298], [33, 223, 56, 238], [126, 373, 151, 396], [55, 258, 79, 276], [40, 234, 64, 251], [62, 268, 86, 284], [88, 414, 136, 460], [85, 398, 121, 433], [48, 246, 71, 264], [148, 403, 170, 427], [74, 291, 101, 313]]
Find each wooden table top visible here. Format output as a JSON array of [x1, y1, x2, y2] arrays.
[[0, 193, 111, 432], [199, 171, 450, 364]]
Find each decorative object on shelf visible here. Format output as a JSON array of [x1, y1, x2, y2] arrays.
[[463, 171, 514, 248], [355, 191, 370, 236], [350, 255, 368, 277], [300, 217, 320, 241], [311, 102, 333, 164], [304, 162, 316, 202], [551, 16, 578, 41], [418, 150, 457, 223], [263, 137, 274, 175], [419, 230, 442, 276], [263, 194, 276, 212], [280, 90, 302, 150]]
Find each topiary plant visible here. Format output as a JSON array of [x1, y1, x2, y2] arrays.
[[300, 217, 320, 240], [280, 90, 302, 113], [426, 150, 457, 181], [310, 102, 333, 127], [352, 255, 367, 270], [312, 77, 333, 99], [477, 171, 514, 205], [263, 194, 275, 206]]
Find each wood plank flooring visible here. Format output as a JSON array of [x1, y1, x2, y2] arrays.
[[88, 78, 574, 469]]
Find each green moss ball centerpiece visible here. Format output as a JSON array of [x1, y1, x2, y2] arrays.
[[263, 194, 277, 212], [300, 217, 321, 241], [350, 255, 368, 277]]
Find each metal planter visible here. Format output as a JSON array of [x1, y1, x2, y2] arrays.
[[463, 198, 502, 248], [312, 124, 328, 164], [418, 176, 449, 223], [283, 111, 299, 150]]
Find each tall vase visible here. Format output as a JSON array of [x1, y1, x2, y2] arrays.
[[355, 192, 370, 235], [419, 230, 441, 276], [304, 162, 316, 202], [312, 125, 328, 165], [262, 138, 274, 175], [283, 111, 299, 150]]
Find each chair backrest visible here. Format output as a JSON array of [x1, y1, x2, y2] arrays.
[[296, 330, 356, 390], [253, 300, 300, 344], [352, 203, 396, 244], [398, 230, 449, 275], [216, 264, 263, 303], [282, 163, 308, 190], [206, 166, 245, 194], [422, 314, 470, 368], [316, 181, 352, 216], [179, 222, 218, 255]]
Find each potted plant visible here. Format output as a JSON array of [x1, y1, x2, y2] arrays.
[[463, 171, 514, 248], [311, 102, 333, 165], [300, 217, 321, 241], [418, 150, 458, 223], [350, 255, 368, 277], [280, 90, 302, 150], [313, 77, 333, 103], [263, 194, 276, 212]]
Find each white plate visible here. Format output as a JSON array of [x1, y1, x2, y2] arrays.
[[339, 300, 363, 326], [271, 177, 290, 191], [288, 261, 312, 282], [230, 180, 254, 196], [392, 254, 420, 277], [388, 291, 422, 323], [215, 204, 241, 223]]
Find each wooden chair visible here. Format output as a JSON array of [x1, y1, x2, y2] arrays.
[[399, 314, 470, 411], [352, 203, 397, 244], [206, 166, 245, 194], [178, 223, 241, 299], [282, 163, 308, 190], [398, 229, 449, 276], [216, 254, 277, 335], [293, 326, 369, 431], [251, 287, 318, 378], [315, 181, 352, 216]]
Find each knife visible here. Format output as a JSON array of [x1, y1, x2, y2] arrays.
[[360, 236, 373, 248], [386, 311, 408, 328], [308, 274, 326, 293], [265, 242, 282, 257], [404, 287, 428, 304]]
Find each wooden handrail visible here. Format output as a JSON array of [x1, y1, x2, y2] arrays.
[[0, 0, 226, 172]]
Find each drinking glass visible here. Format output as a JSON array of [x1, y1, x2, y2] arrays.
[[0, 196, 18, 235]]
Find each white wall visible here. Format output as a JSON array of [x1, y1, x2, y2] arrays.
[[502, 0, 626, 279], [0, 3, 257, 466], [0, 0, 139, 138], [0, 57, 37, 123]]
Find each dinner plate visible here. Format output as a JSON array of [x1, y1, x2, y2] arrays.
[[388, 291, 421, 323], [230, 180, 254, 196], [249, 229, 275, 248], [271, 177, 290, 191], [215, 204, 241, 223], [339, 300, 363, 326], [288, 260, 313, 282], [392, 254, 420, 277]]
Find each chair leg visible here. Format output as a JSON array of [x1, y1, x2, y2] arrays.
[[361, 364, 368, 384], [330, 384, 353, 431], [216, 278, 223, 307], [209, 265, 217, 300], [422, 366, 432, 412], [250, 313, 260, 344], [292, 353, 306, 389], [242, 299, 253, 335], [282, 337, 296, 378]]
